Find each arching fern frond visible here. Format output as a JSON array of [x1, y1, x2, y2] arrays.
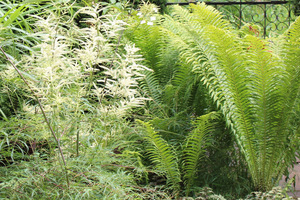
[[183, 111, 219, 195], [189, 3, 230, 30], [281, 16, 300, 108], [137, 120, 181, 191], [139, 70, 165, 116]]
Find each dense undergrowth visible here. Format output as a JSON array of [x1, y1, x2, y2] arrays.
[[0, 0, 299, 199]]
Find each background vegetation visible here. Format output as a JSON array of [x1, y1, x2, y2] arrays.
[[0, 0, 299, 199]]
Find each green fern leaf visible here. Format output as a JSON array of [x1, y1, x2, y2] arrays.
[[183, 112, 219, 194], [137, 119, 181, 191]]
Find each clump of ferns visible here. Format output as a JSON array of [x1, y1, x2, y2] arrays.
[[158, 3, 300, 192], [137, 112, 220, 197]]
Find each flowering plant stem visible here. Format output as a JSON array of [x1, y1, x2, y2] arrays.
[[0, 46, 70, 188]]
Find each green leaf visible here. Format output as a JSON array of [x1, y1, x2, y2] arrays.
[[137, 119, 181, 191], [0, 5, 27, 27]]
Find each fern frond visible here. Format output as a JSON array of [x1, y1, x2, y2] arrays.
[[190, 3, 231, 30], [137, 120, 181, 191], [183, 111, 219, 195], [268, 16, 300, 187], [281, 16, 300, 108], [172, 62, 195, 106], [243, 34, 288, 188], [139, 70, 166, 116], [125, 20, 162, 72]]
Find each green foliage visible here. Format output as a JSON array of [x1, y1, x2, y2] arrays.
[[292, 0, 300, 16], [0, 148, 138, 199], [160, 2, 300, 191], [0, 0, 52, 57], [125, 3, 211, 120], [0, 2, 160, 199], [198, 120, 253, 199], [194, 187, 226, 200], [0, 1, 299, 198], [137, 112, 219, 196], [243, 186, 291, 200], [0, 0, 86, 119], [125, 3, 252, 197], [183, 112, 219, 194], [0, 79, 24, 120], [137, 119, 181, 192]]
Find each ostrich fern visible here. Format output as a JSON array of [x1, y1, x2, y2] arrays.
[[183, 112, 219, 194], [161, 3, 300, 191], [137, 112, 219, 194], [125, 5, 210, 118], [137, 120, 182, 192]]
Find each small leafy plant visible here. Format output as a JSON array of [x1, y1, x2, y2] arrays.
[[137, 112, 220, 196]]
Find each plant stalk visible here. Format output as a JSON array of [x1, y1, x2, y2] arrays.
[[0, 47, 70, 188]]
